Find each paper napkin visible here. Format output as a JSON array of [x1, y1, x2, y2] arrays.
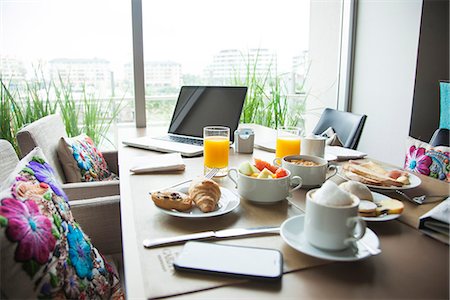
[[419, 198, 449, 245], [325, 146, 367, 161], [130, 152, 185, 174]]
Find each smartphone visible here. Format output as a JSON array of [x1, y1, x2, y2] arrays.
[[173, 241, 283, 281]]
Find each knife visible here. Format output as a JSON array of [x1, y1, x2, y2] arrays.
[[142, 226, 280, 248]]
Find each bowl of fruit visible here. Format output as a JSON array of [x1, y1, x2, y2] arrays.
[[228, 158, 303, 203]]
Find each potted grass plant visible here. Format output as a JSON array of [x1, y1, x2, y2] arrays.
[[0, 70, 123, 155], [231, 50, 307, 131]]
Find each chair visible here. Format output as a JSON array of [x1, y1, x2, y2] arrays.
[[430, 128, 449, 147], [312, 108, 367, 150], [0, 140, 19, 183], [16, 114, 120, 200], [0, 138, 123, 281]]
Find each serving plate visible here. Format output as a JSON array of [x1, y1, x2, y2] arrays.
[[361, 192, 401, 221], [341, 166, 421, 190], [154, 186, 240, 218]]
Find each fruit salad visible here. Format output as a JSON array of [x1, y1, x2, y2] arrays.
[[238, 158, 288, 179]]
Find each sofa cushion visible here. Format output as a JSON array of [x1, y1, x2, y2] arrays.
[[57, 135, 118, 183], [0, 147, 123, 299], [404, 136, 450, 182]]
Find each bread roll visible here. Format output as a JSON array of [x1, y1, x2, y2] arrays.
[[339, 181, 373, 201], [151, 190, 193, 212], [188, 177, 221, 213]]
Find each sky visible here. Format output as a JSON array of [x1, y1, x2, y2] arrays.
[[1, 0, 310, 76]]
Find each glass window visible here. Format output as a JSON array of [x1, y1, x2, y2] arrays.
[[0, 0, 133, 149], [141, 0, 311, 131]]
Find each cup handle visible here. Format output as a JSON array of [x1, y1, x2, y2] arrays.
[[288, 176, 303, 198], [227, 168, 238, 189], [325, 165, 338, 180], [273, 157, 282, 167], [344, 216, 367, 247]]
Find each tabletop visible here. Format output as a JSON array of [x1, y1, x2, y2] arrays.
[[117, 126, 449, 299]]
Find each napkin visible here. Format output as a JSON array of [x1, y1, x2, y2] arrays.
[[320, 127, 344, 147], [325, 146, 367, 161], [419, 198, 450, 245], [130, 152, 185, 174]]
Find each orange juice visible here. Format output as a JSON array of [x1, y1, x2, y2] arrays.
[[276, 136, 301, 158], [204, 136, 229, 169]]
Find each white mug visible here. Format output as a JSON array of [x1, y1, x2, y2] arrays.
[[301, 135, 326, 158], [227, 168, 302, 203], [273, 155, 337, 187], [304, 190, 366, 251]]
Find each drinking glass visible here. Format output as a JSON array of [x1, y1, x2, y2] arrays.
[[203, 126, 230, 177], [275, 126, 302, 158]]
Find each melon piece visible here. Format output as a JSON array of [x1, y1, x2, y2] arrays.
[[257, 168, 274, 179], [238, 161, 255, 176]]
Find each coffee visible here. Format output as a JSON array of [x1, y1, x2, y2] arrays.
[[304, 183, 366, 251]]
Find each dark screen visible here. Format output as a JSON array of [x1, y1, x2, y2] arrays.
[[168, 86, 247, 142]]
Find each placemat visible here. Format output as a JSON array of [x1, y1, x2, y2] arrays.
[[130, 174, 329, 299]]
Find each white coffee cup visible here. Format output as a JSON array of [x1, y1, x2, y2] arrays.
[[227, 168, 302, 203], [273, 155, 337, 187], [304, 189, 366, 251], [302, 135, 326, 158]]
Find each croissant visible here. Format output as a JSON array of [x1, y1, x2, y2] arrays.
[[188, 177, 221, 212]]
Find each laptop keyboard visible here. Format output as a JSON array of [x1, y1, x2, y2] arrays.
[[156, 135, 203, 146]]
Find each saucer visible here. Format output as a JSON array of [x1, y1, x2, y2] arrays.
[[280, 215, 380, 261]]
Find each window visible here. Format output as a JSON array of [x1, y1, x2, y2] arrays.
[[141, 0, 312, 131], [0, 0, 133, 149]]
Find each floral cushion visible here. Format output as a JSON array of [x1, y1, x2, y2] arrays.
[[57, 134, 117, 183], [0, 148, 123, 299], [404, 137, 450, 182]]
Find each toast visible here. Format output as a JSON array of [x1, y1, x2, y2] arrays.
[[343, 161, 405, 187]]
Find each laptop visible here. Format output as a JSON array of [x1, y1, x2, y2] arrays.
[[122, 86, 247, 157]]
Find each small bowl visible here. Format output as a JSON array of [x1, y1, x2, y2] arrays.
[[227, 168, 302, 203], [274, 155, 337, 187]]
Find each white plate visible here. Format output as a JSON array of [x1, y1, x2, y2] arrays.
[[341, 167, 421, 190], [362, 192, 401, 221], [325, 153, 338, 162], [155, 186, 240, 218], [280, 215, 380, 261]]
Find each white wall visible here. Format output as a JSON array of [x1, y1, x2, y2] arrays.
[[304, 0, 342, 133], [351, 0, 422, 166]]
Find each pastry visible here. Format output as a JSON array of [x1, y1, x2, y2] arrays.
[[188, 177, 221, 213], [151, 190, 193, 212], [358, 200, 378, 217], [376, 198, 404, 215]]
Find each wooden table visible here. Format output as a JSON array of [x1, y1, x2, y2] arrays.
[[118, 127, 449, 299]]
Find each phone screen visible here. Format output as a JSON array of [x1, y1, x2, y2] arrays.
[[174, 241, 283, 281]]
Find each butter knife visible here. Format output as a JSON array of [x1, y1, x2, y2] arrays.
[[143, 226, 280, 248]]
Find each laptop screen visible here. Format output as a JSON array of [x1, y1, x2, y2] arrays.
[[168, 86, 247, 142]]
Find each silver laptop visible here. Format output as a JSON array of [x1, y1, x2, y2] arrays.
[[122, 86, 247, 157]]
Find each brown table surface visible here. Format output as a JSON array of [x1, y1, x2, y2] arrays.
[[118, 127, 449, 299]]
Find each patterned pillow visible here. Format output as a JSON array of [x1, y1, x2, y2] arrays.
[[57, 134, 118, 183], [404, 136, 450, 182], [0, 148, 123, 299]]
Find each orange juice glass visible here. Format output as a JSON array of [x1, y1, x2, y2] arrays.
[[203, 126, 230, 177], [275, 126, 302, 158]]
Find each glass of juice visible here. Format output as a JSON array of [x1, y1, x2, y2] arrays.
[[203, 126, 230, 177], [275, 126, 302, 158]]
